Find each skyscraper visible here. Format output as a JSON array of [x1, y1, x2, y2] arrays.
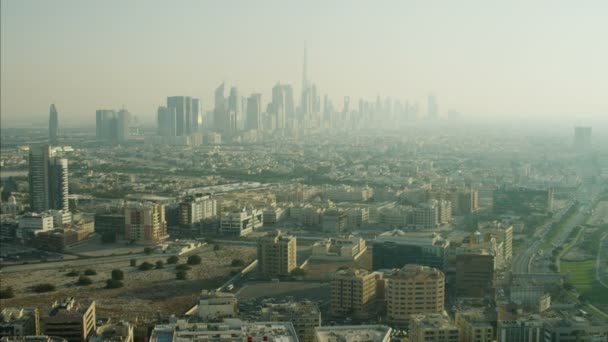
[[116, 109, 131, 142], [427, 94, 439, 120], [28, 144, 69, 212], [246, 94, 262, 131], [228, 87, 241, 131], [157, 106, 177, 137], [95, 110, 117, 140], [49, 104, 58, 145], [214, 83, 228, 134]]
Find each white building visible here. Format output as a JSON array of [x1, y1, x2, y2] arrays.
[[150, 319, 298, 342], [311, 236, 367, 260], [314, 325, 392, 342], [198, 290, 238, 321], [220, 208, 263, 236], [17, 212, 54, 240]]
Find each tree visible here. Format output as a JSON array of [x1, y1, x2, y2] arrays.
[[32, 283, 56, 293], [167, 255, 179, 264], [106, 279, 123, 289], [65, 270, 80, 277], [0, 286, 14, 299], [77, 276, 93, 286], [187, 255, 202, 265], [83, 269, 97, 276], [155, 260, 164, 269], [175, 264, 192, 271], [231, 259, 245, 267], [213, 244, 220, 251], [111, 269, 124, 281], [176, 270, 188, 280], [138, 262, 154, 271], [291, 268, 307, 277], [144, 247, 153, 255], [130, 259, 137, 267]]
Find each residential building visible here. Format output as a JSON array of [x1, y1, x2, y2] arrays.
[[197, 291, 238, 321], [331, 269, 376, 319], [0, 308, 40, 337], [314, 325, 392, 342], [257, 230, 297, 278], [29, 145, 68, 212], [259, 301, 321, 342], [149, 319, 298, 342], [311, 236, 367, 260], [124, 202, 167, 244], [409, 313, 459, 342], [455, 309, 494, 342], [386, 265, 445, 325], [40, 298, 96, 342], [179, 194, 217, 227], [220, 208, 263, 236]]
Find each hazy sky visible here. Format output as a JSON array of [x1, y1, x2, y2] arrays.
[[1, 0, 607, 127]]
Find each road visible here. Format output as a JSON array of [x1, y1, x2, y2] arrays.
[[597, 233, 608, 288], [512, 180, 602, 275]]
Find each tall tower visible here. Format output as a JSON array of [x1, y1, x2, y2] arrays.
[[49, 104, 58, 145], [427, 94, 439, 120], [29, 145, 51, 212], [302, 43, 308, 93]]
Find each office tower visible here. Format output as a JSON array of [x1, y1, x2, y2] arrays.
[[95, 110, 117, 140], [454, 253, 496, 298], [409, 314, 459, 342], [246, 94, 262, 130], [330, 268, 376, 319], [386, 265, 445, 325], [116, 109, 131, 142], [372, 230, 449, 271], [157, 106, 177, 137], [191, 98, 200, 133], [427, 94, 439, 120], [574, 126, 592, 150], [40, 298, 96, 342], [49, 157, 69, 212], [228, 87, 241, 130], [49, 104, 58, 145], [214, 83, 228, 134], [124, 202, 167, 243], [257, 230, 296, 278], [28, 145, 51, 212], [167, 96, 188, 136]]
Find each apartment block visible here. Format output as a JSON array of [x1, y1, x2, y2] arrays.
[[257, 230, 297, 278]]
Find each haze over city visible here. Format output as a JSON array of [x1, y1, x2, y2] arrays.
[[1, 2, 608, 341], [2, 0, 608, 128]]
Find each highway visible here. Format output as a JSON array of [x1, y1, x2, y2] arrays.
[[512, 180, 602, 275]]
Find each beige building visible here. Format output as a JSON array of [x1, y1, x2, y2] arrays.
[[259, 301, 321, 342], [40, 298, 96, 342], [257, 230, 297, 278], [386, 265, 445, 325], [331, 269, 377, 319], [124, 202, 167, 244], [409, 313, 459, 342], [455, 309, 494, 342]]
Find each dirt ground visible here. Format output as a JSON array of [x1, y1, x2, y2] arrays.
[[0, 245, 256, 319]]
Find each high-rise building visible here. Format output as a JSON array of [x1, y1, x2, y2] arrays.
[[40, 298, 96, 342], [124, 202, 167, 244], [386, 265, 445, 325], [257, 230, 297, 278], [49, 104, 58, 145], [157, 106, 177, 137], [330, 268, 377, 319], [167, 96, 199, 136], [427, 94, 439, 120], [28, 145, 68, 212], [214, 83, 228, 135], [573, 126, 592, 151], [95, 110, 117, 140], [246, 94, 262, 131], [228, 87, 241, 130], [116, 109, 131, 142], [409, 314, 459, 342]]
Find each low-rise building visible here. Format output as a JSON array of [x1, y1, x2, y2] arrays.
[[455, 309, 494, 342], [409, 313, 459, 342], [220, 208, 263, 236], [258, 301, 321, 342], [89, 321, 133, 342], [331, 269, 377, 319], [314, 325, 392, 342], [17, 212, 54, 241], [0, 308, 40, 337], [372, 230, 449, 271], [40, 298, 96, 342], [198, 291, 238, 321], [311, 236, 367, 261]]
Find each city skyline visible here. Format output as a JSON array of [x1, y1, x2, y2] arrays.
[[2, 0, 608, 127]]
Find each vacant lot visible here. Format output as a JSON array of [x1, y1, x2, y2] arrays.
[[0, 245, 256, 319], [561, 260, 608, 306]]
